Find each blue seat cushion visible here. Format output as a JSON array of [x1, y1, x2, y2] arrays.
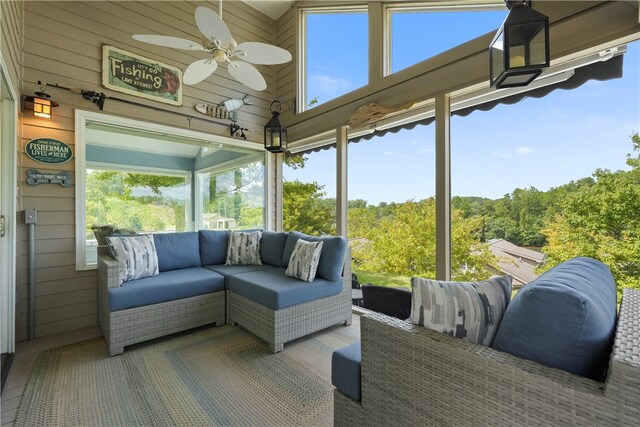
[[260, 231, 288, 267], [108, 267, 224, 312], [154, 232, 201, 272], [332, 342, 361, 401], [204, 264, 277, 289], [199, 230, 229, 266], [492, 257, 617, 380], [282, 232, 347, 281], [228, 268, 343, 310]]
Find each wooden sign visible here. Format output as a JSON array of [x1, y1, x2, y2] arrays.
[[26, 170, 72, 187], [25, 138, 73, 164], [102, 45, 183, 106]]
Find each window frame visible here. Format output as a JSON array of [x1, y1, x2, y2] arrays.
[[298, 5, 369, 113], [75, 109, 266, 271]]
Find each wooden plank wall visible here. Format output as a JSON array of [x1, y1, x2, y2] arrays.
[[1, 0, 23, 96], [16, 0, 280, 341]]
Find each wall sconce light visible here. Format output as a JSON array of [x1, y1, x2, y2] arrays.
[[23, 87, 58, 119], [264, 100, 287, 153], [490, 0, 550, 88]]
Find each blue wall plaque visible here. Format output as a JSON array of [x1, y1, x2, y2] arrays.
[[25, 138, 73, 164]]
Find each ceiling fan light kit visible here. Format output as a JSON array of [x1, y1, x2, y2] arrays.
[[132, 1, 292, 91]]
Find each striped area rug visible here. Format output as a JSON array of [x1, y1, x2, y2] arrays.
[[15, 319, 360, 426]]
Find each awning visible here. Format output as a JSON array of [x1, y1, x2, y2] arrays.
[[293, 52, 624, 154]]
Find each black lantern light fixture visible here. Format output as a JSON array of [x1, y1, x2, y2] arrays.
[[23, 86, 59, 119], [490, 0, 550, 89], [264, 100, 287, 153]]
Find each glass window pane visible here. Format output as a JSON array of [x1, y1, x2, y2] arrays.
[[283, 148, 336, 235], [390, 10, 506, 74], [198, 159, 264, 230], [451, 42, 640, 295], [348, 125, 435, 291], [304, 11, 368, 110]]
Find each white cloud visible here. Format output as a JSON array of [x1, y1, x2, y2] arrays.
[[419, 148, 434, 154], [384, 151, 395, 156], [493, 151, 512, 158], [409, 139, 420, 145], [310, 74, 351, 98], [515, 146, 536, 155]]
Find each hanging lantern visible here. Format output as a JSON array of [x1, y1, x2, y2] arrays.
[[490, 0, 550, 88], [264, 100, 287, 153]]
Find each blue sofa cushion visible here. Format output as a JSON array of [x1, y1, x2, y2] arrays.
[[492, 257, 617, 380], [261, 231, 288, 267], [282, 232, 347, 281], [204, 264, 277, 288], [108, 267, 225, 312], [332, 342, 361, 401], [199, 230, 229, 266], [154, 232, 201, 272], [228, 268, 343, 310]]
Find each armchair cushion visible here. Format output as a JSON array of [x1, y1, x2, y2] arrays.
[[282, 232, 347, 281], [332, 342, 361, 401], [226, 230, 263, 266], [410, 275, 512, 346], [153, 232, 201, 272], [199, 230, 229, 266], [106, 234, 159, 285], [492, 257, 617, 380], [260, 231, 288, 267]]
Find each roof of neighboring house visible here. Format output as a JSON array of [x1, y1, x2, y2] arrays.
[[488, 240, 546, 286], [488, 239, 546, 264]]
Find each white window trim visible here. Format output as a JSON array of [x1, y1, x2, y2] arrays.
[[75, 109, 263, 271], [298, 5, 368, 113]]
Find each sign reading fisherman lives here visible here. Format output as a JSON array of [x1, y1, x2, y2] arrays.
[[25, 138, 73, 165], [102, 45, 182, 106]]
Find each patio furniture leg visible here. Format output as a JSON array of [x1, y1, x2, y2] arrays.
[[269, 341, 283, 353]]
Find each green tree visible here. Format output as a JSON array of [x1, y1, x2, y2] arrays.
[[541, 133, 640, 293], [282, 180, 335, 235]]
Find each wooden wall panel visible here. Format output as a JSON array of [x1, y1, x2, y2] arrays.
[[15, 0, 280, 341], [0, 0, 23, 96]]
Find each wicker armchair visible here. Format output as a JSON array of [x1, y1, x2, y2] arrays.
[[361, 284, 411, 320], [335, 288, 640, 426]]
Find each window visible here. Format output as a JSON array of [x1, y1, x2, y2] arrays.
[[386, 6, 506, 75], [283, 148, 336, 235], [301, 8, 368, 111], [348, 124, 435, 289], [196, 156, 265, 231], [75, 111, 266, 270], [450, 41, 640, 294]]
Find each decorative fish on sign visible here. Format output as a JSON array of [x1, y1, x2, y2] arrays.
[[195, 103, 238, 122], [348, 101, 417, 129]]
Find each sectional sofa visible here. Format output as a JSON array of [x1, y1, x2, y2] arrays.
[[97, 230, 351, 356]]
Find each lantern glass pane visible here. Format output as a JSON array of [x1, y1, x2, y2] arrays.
[[530, 29, 547, 66], [490, 30, 505, 83], [509, 45, 526, 68]]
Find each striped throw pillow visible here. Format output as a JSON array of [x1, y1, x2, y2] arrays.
[[410, 276, 512, 346], [285, 240, 323, 282], [107, 234, 159, 285], [225, 230, 263, 266]]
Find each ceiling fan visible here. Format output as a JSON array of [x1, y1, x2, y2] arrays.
[[132, 1, 292, 91]]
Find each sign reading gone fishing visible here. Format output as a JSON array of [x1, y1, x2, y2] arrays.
[[25, 138, 73, 165], [102, 45, 183, 106]]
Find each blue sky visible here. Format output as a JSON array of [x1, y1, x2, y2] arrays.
[[287, 10, 640, 204]]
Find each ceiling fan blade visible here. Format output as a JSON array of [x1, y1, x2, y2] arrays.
[[195, 6, 232, 46], [132, 34, 205, 51], [228, 61, 267, 91], [184, 59, 218, 85], [235, 42, 292, 65]]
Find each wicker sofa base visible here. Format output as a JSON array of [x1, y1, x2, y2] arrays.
[[228, 285, 352, 353], [99, 292, 226, 356]]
